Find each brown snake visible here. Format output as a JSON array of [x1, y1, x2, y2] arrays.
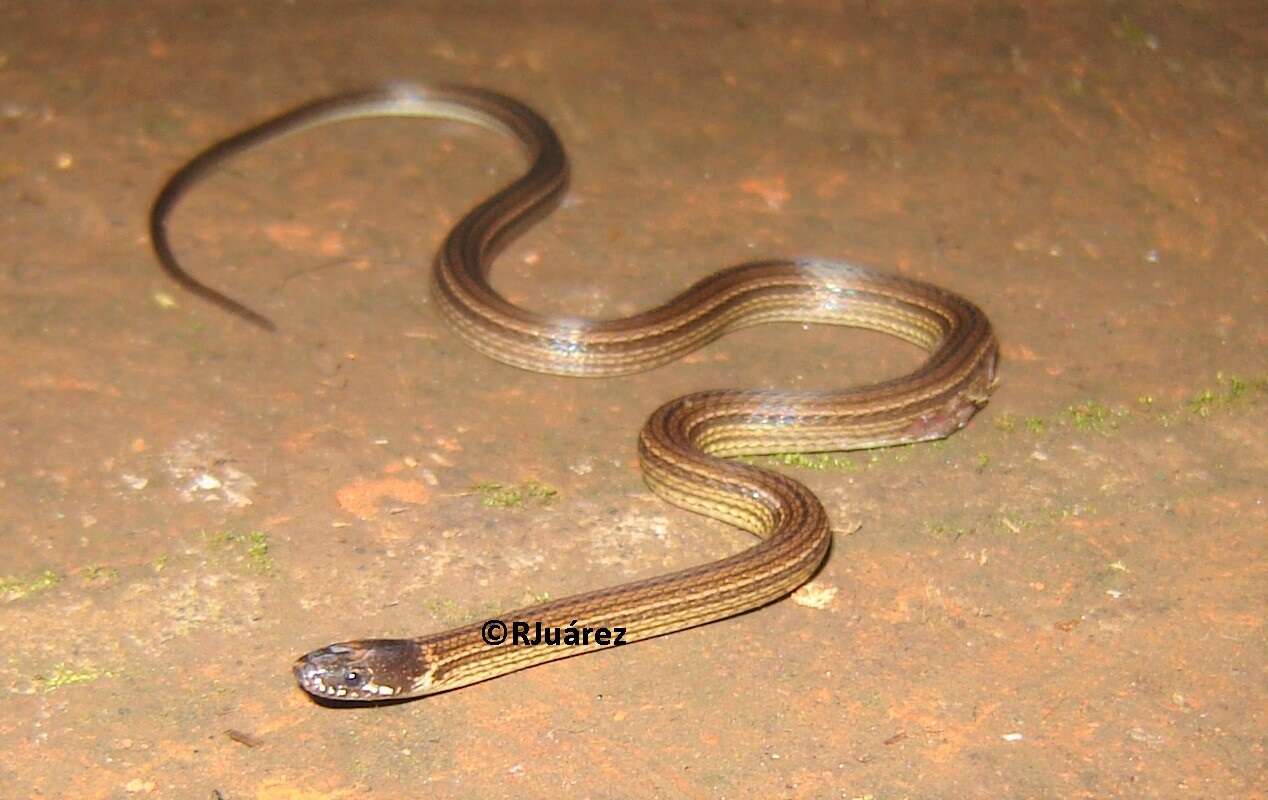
[[150, 83, 998, 701]]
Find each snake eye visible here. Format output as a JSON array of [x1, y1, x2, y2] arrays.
[[343, 670, 364, 687]]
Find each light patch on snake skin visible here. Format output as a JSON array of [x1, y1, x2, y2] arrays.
[[813, 280, 859, 313], [794, 257, 867, 286], [414, 655, 440, 695], [547, 317, 590, 358], [549, 337, 585, 356]]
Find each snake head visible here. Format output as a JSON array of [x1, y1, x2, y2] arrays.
[[293, 639, 426, 701]]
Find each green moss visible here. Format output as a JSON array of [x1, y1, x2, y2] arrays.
[[876, 446, 915, 464], [36, 663, 107, 693], [996, 503, 1098, 535], [988, 373, 1265, 440], [1187, 389, 1219, 418], [471, 480, 558, 508], [1226, 375, 1250, 400], [1065, 401, 1123, 434], [1113, 14, 1157, 51], [755, 445, 922, 472], [763, 452, 860, 471], [1186, 373, 1264, 418], [81, 565, 119, 582], [924, 521, 969, 541], [245, 532, 272, 572], [993, 413, 1047, 434], [204, 530, 274, 574], [0, 569, 61, 601]]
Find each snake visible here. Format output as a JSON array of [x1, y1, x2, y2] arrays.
[[150, 82, 998, 702]]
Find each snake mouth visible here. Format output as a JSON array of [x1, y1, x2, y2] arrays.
[[293, 648, 387, 700]]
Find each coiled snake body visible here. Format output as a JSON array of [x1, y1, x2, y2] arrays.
[[150, 83, 997, 701]]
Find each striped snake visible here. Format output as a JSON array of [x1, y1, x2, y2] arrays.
[[150, 83, 998, 701]]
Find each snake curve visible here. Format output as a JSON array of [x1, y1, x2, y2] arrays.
[[149, 82, 998, 701]]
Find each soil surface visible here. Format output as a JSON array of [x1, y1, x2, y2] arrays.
[[2, 3, 1264, 798]]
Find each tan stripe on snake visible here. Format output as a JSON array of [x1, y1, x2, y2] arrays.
[[150, 83, 998, 701]]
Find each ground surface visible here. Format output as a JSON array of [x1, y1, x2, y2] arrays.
[[1, 2, 1264, 798]]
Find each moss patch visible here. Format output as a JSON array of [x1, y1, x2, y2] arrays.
[[470, 480, 558, 508], [35, 662, 108, 693], [1185, 373, 1264, 418], [204, 530, 274, 574], [1065, 400, 1124, 433], [0, 569, 61, 601]]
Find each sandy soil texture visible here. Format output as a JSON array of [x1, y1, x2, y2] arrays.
[[1, 2, 1264, 798]]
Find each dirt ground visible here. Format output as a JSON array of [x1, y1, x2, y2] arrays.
[[1, 2, 1264, 798]]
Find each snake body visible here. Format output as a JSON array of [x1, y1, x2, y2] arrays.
[[150, 83, 998, 701]]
